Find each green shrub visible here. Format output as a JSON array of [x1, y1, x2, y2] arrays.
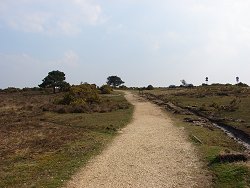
[[22, 87, 32, 92], [100, 85, 112, 94], [146, 85, 154, 90], [45, 84, 132, 114], [119, 85, 128, 89], [58, 81, 71, 92], [4, 87, 21, 93], [236, 82, 248, 87], [59, 84, 100, 105]]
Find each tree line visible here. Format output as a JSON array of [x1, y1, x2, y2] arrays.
[[39, 70, 248, 93], [39, 70, 125, 93]]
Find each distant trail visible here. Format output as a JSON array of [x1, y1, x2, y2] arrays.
[[65, 91, 210, 188]]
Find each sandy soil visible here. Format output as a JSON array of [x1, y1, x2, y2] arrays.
[[65, 91, 210, 188]]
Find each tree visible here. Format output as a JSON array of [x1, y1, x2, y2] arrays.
[[146, 85, 154, 90], [180, 79, 187, 86], [39, 70, 68, 93], [107, 76, 124, 87], [205, 77, 208, 84], [236, 76, 239, 84], [58, 81, 71, 92]]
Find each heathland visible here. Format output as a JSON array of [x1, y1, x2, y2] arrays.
[[1, 83, 250, 188], [0, 86, 133, 187], [143, 85, 250, 187]]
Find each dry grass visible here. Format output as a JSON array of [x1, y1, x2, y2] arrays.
[[0, 90, 133, 188], [143, 86, 250, 188], [145, 86, 250, 135]]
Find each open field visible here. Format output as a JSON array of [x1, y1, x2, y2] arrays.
[[1, 86, 249, 188], [144, 85, 250, 135], [0, 90, 133, 187], [143, 85, 250, 187]]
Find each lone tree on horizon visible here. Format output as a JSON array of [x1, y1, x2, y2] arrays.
[[180, 79, 187, 86], [236, 76, 240, 84], [107, 76, 124, 88], [39, 70, 69, 93], [205, 77, 208, 84]]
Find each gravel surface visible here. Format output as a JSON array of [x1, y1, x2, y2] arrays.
[[65, 92, 210, 188]]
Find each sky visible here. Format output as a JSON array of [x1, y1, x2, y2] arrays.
[[0, 0, 250, 88]]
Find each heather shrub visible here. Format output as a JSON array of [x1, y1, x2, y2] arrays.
[[59, 84, 100, 105], [58, 81, 71, 92], [146, 85, 154, 90], [4, 87, 21, 93], [236, 82, 248, 87], [100, 84, 112, 94], [119, 85, 128, 89], [42, 83, 131, 114]]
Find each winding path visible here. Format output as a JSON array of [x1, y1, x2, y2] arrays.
[[65, 92, 210, 188]]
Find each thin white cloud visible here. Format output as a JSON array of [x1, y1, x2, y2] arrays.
[[152, 40, 160, 51], [73, 0, 103, 25], [0, 50, 80, 68], [0, 51, 81, 88], [2, 0, 250, 87], [0, 0, 104, 35], [57, 21, 80, 36], [8, 12, 51, 33], [0, 53, 44, 88], [56, 50, 80, 67]]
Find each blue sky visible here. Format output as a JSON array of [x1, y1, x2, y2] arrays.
[[0, 0, 250, 88]]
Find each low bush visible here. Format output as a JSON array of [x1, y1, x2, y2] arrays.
[[59, 84, 100, 105], [119, 85, 128, 90], [42, 84, 130, 114], [4, 87, 21, 93], [100, 85, 112, 94], [236, 82, 248, 87], [58, 81, 71, 92], [146, 85, 154, 90]]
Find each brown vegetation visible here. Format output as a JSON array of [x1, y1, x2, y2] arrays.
[[0, 89, 133, 187], [142, 85, 250, 187]]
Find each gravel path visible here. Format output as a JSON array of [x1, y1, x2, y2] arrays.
[[65, 92, 210, 188]]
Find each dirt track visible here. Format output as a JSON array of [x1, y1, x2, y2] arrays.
[[65, 92, 210, 188]]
